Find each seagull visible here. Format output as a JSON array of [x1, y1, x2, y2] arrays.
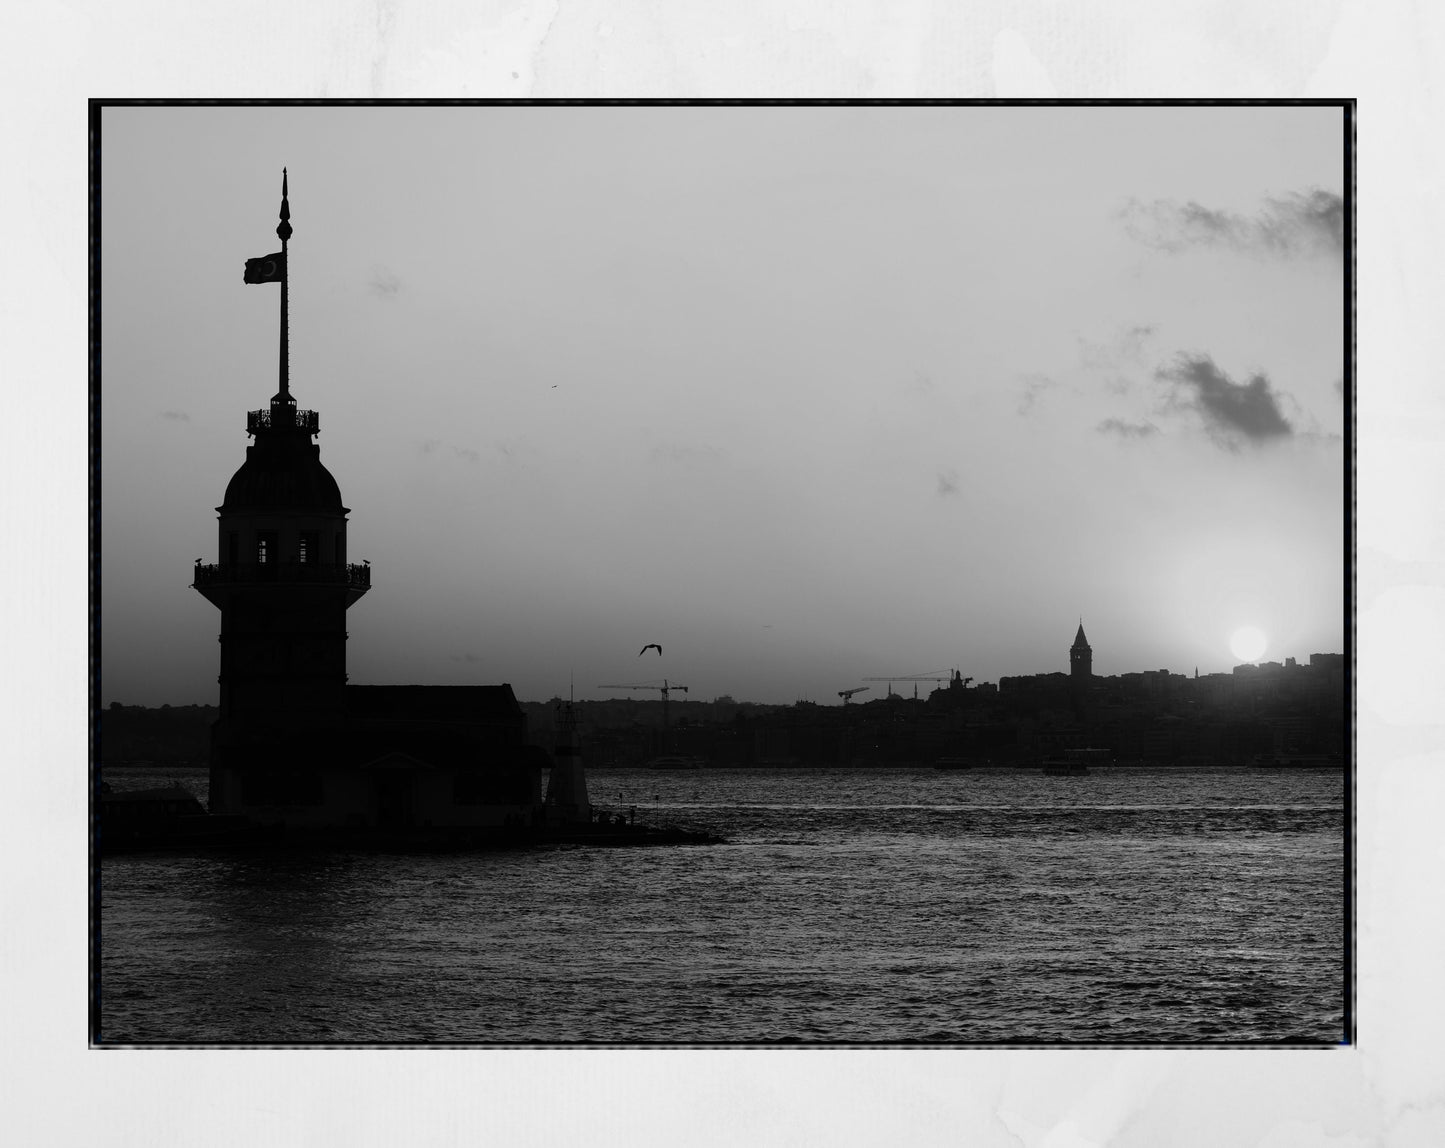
[[639, 643, 662, 657]]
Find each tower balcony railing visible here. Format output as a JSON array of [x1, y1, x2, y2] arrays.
[[193, 561, 370, 590], [248, 408, 319, 436]]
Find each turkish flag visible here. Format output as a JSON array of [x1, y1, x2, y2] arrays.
[[243, 252, 285, 284]]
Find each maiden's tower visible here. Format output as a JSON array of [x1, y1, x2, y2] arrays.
[[191, 174, 551, 834]]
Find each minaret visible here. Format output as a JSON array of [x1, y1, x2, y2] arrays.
[[193, 173, 371, 815]]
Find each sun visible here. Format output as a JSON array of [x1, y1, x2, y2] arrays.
[[1230, 626, 1268, 663]]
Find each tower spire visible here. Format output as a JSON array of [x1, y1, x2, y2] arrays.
[[277, 168, 292, 241], [277, 168, 291, 401]]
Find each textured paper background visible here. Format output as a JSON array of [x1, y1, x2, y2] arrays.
[[3, 2, 1436, 1143]]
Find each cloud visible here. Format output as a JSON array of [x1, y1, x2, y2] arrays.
[[1156, 353, 1293, 448], [494, 439, 533, 466], [1333, 377, 1345, 398], [1122, 188, 1343, 261], [452, 446, 480, 464], [418, 438, 441, 454], [369, 265, 402, 299], [906, 370, 935, 397], [450, 653, 482, 663], [1097, 418, 1160, 439], [1016, 374, 1057, 415], [160, 410, 190, 422], [937, 469, 959, 496], [1078, 325, 1155, 370]]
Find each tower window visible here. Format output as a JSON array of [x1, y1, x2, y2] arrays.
[[256, 531, 277, 564], [298, 531, 319, 564]]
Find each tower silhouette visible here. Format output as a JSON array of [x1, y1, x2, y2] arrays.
[[1070, 622, 1092, 680], [1070, 621, 1092, 718], [194, 396, 370, 717], [193, 174, 371, 815], [187, 175, 559, 834]]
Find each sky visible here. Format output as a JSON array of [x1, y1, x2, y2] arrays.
[[100, 103, 1346, 707]]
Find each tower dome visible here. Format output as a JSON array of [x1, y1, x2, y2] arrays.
[[220, 406, 345, 514]]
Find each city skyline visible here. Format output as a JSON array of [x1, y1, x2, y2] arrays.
[[100, 104, 1347, 707], [102, 630, 1350, 710]]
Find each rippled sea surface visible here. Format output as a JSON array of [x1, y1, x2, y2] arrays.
[[98, 766, 1346, 1044]]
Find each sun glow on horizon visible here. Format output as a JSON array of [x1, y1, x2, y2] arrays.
[[1229, 626, 1268, 663]]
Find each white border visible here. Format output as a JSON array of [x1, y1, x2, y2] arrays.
[[6, 3, 1437, 1144]]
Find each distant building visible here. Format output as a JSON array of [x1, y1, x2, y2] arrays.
[[1070, 623, 1093, 679], [1070, 622, 1093, 715]]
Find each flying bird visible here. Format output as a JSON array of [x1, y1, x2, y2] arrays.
[[639, 643, 662, 657]]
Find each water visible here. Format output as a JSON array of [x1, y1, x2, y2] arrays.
[[97, 766, 1346, 1044]]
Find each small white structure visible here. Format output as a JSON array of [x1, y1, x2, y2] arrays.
[[544, 702, 591, 824]]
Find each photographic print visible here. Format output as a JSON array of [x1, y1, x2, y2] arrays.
[[94, 101, 1349, 1046]]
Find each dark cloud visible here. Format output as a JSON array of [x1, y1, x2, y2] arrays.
[[450, 653, 482, 663], [369, 265, 402, 299], [160, 410, 190, 422], [452, 446, 480, 464], [1123, 188, 1343, 261], [1157, 354, 1293, 448], [1097, 418, 1159, 439], [418, 438, 441, 454], [937, 469, 959, 496]]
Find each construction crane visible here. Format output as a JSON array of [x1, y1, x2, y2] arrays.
[[837, 687, 870, 704], [861, 671, 952, 700], [597, 678, 689, 749]]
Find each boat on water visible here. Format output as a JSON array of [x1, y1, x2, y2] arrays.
[[933, 757, 973, 771], [1040, 760, 1088, 776], [643, 755, 704, 770], [1039, 748, 1112, 776]]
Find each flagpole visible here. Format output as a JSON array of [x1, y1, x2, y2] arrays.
[[277, 168, 292, 402]]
